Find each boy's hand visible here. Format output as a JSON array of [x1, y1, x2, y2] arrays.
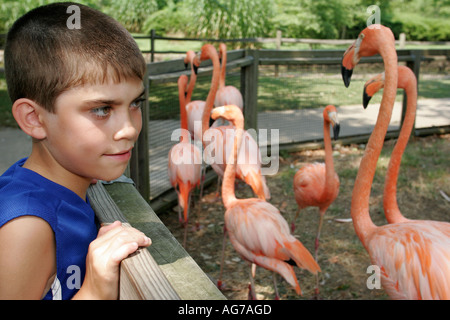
[[75, 221, 151, 300]]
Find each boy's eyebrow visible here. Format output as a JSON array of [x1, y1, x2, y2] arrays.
[[84, 89, 146, 105]]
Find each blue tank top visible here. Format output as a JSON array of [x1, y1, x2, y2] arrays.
[[0, 158, 98, 300]]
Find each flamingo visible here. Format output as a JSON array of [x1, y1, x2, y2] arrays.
[[167, 75, 202, 247], [363, 65, 417, 224], [292, 105, 340, 296], [342, 24, 450, 299], [214, 43, 244, 110], [193, 44, 270, 201], [211, 104, 320, 300]]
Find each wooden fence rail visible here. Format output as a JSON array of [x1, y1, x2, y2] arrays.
[[134, 30, 450, 62]]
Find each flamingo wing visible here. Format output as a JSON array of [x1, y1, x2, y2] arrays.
[[293, 163, 326, 208], [168, 142, 202, 215], [186, 100, 206, 142], [368, 220, 450, 300]]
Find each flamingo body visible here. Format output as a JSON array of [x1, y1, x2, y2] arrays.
[[168, 140, 202, 221], [186, 100, 206, 142], [293, 162, 339, 212], [215, 86, 243, 110], [225, 198, 320, 295], [368, 220, 450, 299], [204, 124, 270, 200]]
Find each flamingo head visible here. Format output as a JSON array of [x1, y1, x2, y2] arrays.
[[192, 44, 218, 75], [363, 72, 385, 109], [211, 104, 244, 129], [341, 24, 394, 87], [218, 43, 227, 62], [323, 105, 340, 140], [184, 50, 195, 70]]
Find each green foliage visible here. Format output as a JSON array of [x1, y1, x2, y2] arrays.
[[182, 0, 275, 47], [99, 0, 158, 33], [143, 0, 190, 34], [1, 0, 450, 41]]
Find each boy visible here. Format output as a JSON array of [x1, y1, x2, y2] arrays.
[[0, 2, 151, 299]]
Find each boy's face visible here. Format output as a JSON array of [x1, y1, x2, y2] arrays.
[[40, 77, 144, 183]]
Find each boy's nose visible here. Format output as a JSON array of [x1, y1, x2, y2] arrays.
[[114, 113, 141, 141]]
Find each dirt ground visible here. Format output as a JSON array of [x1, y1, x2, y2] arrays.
[[158, 134, 450, 300]]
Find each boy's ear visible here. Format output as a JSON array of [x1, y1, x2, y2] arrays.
[[12, 98, 48, 140]]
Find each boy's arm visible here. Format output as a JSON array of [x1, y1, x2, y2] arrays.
[[0, 216, 56, 299]]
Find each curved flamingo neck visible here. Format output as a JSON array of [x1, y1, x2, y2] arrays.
[[201, 48, 221, 139], [186, 59, 197, 103], [178, 76, 188, 133], [321, 119, 336, 202], [384, 69, 416, 223], [351, 37, 398, 249], [222, 119, 243, 209], [219, 47, 226, 89]]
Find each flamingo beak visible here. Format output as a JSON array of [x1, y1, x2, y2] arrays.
[[363, 89, 372, 109], [333, 123, 340, 141], [341, 66, 353, 88], [329, 111, 340, 140]]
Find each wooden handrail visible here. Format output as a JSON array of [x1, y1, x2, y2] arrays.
[[87, 182, 180, 300]]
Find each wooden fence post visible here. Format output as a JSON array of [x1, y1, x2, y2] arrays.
[[130, 67, 150, 202], [151, 29, 156, 62], [275, 30, 281, 77], [403, 51, 422, 136], [242, 49, 259, 131]]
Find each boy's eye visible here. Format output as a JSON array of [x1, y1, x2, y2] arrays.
[[131, 98, 145, 109], [91, 106, 111, 118]]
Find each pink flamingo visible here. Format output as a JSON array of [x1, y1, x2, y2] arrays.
[[167, 75, 202, 247], [292, 105, 340, 296], [211, 104, 320, 300], [342, 24, 450, 299], [214, 43, 244, 110], [193, 44, 270, 201], [363, 65, 416, 224]]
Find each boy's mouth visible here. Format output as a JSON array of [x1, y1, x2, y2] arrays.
[[104, 147, 133, 161]]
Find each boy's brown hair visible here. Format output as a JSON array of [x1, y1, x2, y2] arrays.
[[4, 2, 146, 112]]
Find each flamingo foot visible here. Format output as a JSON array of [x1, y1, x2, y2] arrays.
[[247, 284, 256, 300], [217, 280, 225, 291]]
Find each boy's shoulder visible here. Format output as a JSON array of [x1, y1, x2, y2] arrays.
[[0, 158, 95, 231], [0, 158, 58, 229]]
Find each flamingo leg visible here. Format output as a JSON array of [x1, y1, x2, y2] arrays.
[[272, 272, 280, 300], [199, 164, 207, 200], [291, 207, 300, 233], [182, 193, 192, 248], [217, 225, 227, 290], [216, 176, 222, 198], [248, 264, 257, 300], [314, 211, 326, 298]]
